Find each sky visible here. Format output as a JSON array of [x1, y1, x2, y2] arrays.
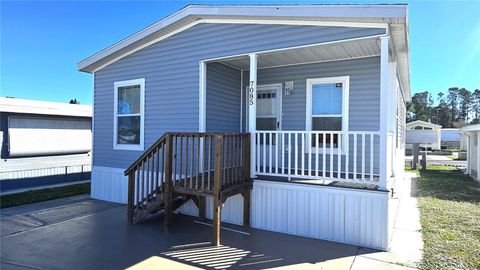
[[1, 0, 479, 105]]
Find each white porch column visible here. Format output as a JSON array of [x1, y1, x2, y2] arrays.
[[248, 53, 258, 178], [379, 36, 389, 189], [466, 134, 471, 175], [477, 132, 480, 180]]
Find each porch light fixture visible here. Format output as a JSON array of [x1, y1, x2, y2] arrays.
[[284, 81, 293, 96]]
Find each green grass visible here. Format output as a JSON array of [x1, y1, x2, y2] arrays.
[[411, 165, 480, 270], [0, 183, 90, 209]]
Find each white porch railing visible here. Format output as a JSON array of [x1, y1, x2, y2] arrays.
[[254, 131, 380, 186]]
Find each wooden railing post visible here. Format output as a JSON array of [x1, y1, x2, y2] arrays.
[[164, 133, 173, 232], [212, 134, 224, 246], [243, 134, 251, 182], [127, 171, 134, 224]]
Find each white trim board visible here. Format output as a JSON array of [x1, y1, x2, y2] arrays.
[[199, 61, 207, 132]]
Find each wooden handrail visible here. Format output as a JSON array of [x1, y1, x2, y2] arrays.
[[126, 131, 251, 226], [124, 133, 168, 175]]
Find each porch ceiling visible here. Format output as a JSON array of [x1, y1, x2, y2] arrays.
[[218, 37, 380, 70]]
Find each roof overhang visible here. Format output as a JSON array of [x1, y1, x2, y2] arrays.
[[461, 124, 480, 133], [406, 120, 442, 129], [77, 4, 410, 99], [214, 36, 381, 70]]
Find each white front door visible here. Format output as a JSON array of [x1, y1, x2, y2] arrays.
[[256, 84, 282, 131], [256, 84, 282, 171]]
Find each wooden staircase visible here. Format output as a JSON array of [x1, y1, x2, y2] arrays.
[[124, 132, 252, 245]]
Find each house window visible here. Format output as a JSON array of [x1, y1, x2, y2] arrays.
[[114, 78, 145, 150], [306, 76, 349, 150]]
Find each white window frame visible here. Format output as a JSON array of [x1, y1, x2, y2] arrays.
[[305, 76, 350, 154], [113, 78, 145, 151]]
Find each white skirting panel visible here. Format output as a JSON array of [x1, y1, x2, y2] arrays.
[[177, 180, 389, 250], [91, 166, 128, 204], [252, 181, 389, 250], [176, 194, 244, 226]]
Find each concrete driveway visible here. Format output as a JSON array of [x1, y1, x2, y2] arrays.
[[1, 190, 420, 270]]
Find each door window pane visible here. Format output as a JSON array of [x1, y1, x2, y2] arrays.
[[257, 90, 277, 116], [117, 116, 140, 144], [118, 85, 141, 114]]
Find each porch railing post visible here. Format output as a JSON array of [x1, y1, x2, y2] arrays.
[[248, 53, 257, 178], [127, 171, 134, 224], [212, 134, 224, 246], [243, 134, 251, 182], [164, 133, 173, 232]]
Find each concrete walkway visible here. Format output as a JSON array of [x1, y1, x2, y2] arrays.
[[351, 172, 423, 269], [0, 177, 423, 270]]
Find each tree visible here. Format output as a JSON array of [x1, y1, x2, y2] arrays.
[[447, 87, 461, 121], [434, 92, 451, 127], [458, 88, 472, 122], [471, 89, 480, 123], [409, 91, 434, 122]]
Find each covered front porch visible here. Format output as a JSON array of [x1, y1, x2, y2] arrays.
[[200, 34, 392, 190]]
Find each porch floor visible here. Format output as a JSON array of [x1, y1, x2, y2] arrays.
[[256, 166, 382, 191], [0, 194, 413, 270]]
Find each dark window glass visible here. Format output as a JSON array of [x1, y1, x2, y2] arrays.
[[312, 117, 342, 131], [117, 116, 140, 144]]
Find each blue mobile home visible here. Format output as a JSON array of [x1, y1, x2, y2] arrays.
[[78, 4, 410, 250]]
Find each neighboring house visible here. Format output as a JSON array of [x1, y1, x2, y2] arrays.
[[441, 128, 467, 150], [406, 120, 441, 150], [77, 4, 410, 251], [0, 97, 92, 158], [462, 124, 480, 181]]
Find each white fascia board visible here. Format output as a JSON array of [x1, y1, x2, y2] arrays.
[[77, 4, 407, 73], [189, 5, 407, 20]]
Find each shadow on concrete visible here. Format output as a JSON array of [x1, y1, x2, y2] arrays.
[[1, 199, 376, 270]]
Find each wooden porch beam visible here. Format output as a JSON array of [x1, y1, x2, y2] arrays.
[[242, 190, 250, 227]]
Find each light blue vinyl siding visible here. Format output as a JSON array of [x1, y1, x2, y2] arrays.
[[206, 63, 241, 132], [93, 23, 384, 169]]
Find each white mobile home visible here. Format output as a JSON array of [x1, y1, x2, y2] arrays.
[[442, 128, 467, 150], [462, 124, 480, 181], [77, 4, 410, 251], [0, 97, 92, 158], [406, 120, 441, 150]]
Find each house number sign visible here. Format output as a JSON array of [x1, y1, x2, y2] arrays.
[[248, 81, 255, 105]]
